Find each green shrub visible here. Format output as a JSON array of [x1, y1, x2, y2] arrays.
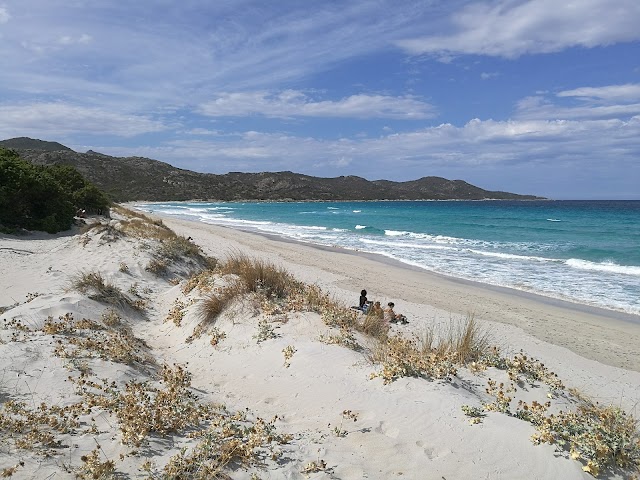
[[0, 148, 111, 233]]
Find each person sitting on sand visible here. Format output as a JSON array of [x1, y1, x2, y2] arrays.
[[384, 302, 408, 325], [358, 289, 372, 313], [368, 301, 383, 318]]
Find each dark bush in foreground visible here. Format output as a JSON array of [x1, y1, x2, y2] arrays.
[[0, 148, 110, 233]]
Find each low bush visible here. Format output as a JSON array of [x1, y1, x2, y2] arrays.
[[0, 148, 110, 233]]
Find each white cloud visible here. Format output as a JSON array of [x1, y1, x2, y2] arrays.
[[396, 0, 640, 58], [198, 91, 435, 119], [185, 128, 221, 136], [92, 115, 640, 179], [0, 6, 9, 24], [58, 33, 92, 45], [480, 72, 499, 80], [557, 83, 640, 102], [0, 103, 168, 139], [516, 83, 640, 120]]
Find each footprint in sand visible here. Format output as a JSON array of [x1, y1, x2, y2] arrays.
[[375, 421, 399, 438], [415, 440, 437, 459]]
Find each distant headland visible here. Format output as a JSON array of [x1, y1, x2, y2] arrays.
[[1, 137, 545, 203]]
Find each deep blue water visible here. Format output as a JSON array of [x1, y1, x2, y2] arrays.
[[135, 200, 640, 316]]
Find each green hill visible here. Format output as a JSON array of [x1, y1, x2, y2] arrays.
[[1, 137, 544, 202]]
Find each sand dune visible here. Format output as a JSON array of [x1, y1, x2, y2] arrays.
[[1, 206, 639, 479]]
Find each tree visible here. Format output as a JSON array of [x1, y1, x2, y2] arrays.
[[0, 148, 110, 233]]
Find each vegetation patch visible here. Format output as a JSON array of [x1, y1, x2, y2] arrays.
[[0, 147, 110, 233], [71, 270, 143, 311]]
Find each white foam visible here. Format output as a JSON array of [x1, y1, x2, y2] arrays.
[[385, 230, 410, 236], [355, 225, 367, 230], [566, 259, 640, 276], [361, 238, 452, 251]]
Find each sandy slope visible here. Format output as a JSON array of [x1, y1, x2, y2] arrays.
[[0, 209, 638, 479]]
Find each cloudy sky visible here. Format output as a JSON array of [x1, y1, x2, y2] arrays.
[[1, 0, 639, 199]]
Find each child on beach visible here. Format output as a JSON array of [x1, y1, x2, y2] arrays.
[[368, 301, 383, 318], [384, 302, 408, 325]]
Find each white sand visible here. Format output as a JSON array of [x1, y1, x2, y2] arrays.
[[1, 209, 639, 479]]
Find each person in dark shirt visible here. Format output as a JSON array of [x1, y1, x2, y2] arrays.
[[359, 289, 372, 313]]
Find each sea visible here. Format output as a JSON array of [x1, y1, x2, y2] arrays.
[[134, 200, 640, 317]]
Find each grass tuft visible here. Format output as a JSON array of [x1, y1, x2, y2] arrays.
[[219, 253, 300, 299], [71, 271, 141, 310]]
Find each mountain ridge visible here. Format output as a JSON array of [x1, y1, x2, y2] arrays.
[[1, 137, 545, 202]]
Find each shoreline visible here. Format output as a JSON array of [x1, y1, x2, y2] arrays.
[[129, 201, 640, 320], [156, 214, 640, 373], [258, 227, 640, 326], [3, 207, 640, 478]]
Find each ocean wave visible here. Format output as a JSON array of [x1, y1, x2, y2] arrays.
[[361, 238, 453, 251], [466, 249, 556, 263], [302, 225, 328, 231], [355, 225, 367, 230], [566, 259, 640, 276], [352, 210, 362, 213], [203, 206, 235, 211], [546, 218, 562, 222], [385, 230, 411, 236], [202, 217, 272, 226]]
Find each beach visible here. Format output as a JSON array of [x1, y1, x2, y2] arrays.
[[1, 207, 640, 479], [163, 216, 640, 373]]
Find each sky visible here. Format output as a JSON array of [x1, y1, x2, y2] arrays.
[[1, 1, 639, 199]]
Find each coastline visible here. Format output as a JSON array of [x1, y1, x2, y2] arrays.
[[3, 208, 640, 478], [157, 214, 640, 375]]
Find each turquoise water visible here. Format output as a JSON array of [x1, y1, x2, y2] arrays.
[[135, 200, 640, 316]]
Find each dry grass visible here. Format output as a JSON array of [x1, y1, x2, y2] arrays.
[[182, 270, 217, 295], [288, 284, 334, 313], [219, 253, 300, 298], [145, 258, 168, 276], [192, 282, 246, 339], [0, 398, 87, 451], [165, 299, 189, 326], [72, 364, 216, 448], [71, 270, 142, 311], [67, 363, 292, 478], [416, 315, 493, 366], [112, 205, 217, 271], [447, 315, 493, 365], [366, 316, 493, 385], [77, 446, 116, 479], [360, 313, 388, 340], [369, 335, 458, 384], [79, 221, 122, 243], [526, 396, 640, 476], [318, 327, 361, 351], [45, 312, 151, 367], [160, 411, 291, 479]]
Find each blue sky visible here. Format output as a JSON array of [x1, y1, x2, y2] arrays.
[[1, 1, 639, 199]]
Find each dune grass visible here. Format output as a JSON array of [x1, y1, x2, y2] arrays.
[[71, 270, 142, 311], [218, 252, 301, 298], [111, 205, 217, 272], [416, 315, 493, 366]]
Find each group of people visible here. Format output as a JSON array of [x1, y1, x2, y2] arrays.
[[355, 289, 409, 325]]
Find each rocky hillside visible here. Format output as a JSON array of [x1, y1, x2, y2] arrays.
[[1, 137, 544, 202]]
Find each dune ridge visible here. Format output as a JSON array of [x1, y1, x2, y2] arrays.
[[0, 206, 639, 479]]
